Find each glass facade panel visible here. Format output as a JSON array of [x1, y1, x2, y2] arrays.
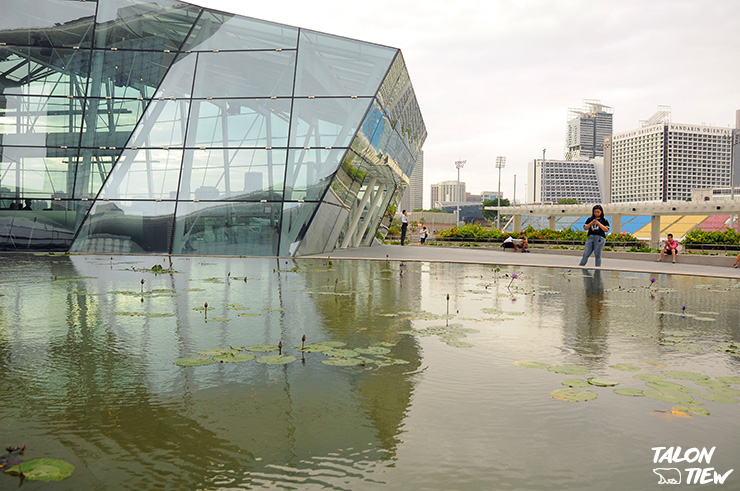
[[129, 100, 189, 148], [179, 148, 287, 201], [80, 98, 147, 149], [294, 31, 395, 97], [172, 201, 280, 256], [99, 148, 183, 200], [87, 49, 177, 100], [154, 53, 197, 99], [289, 97, 371, 148], [279, 201, 318, 256], [295, 201, 348, 256], [94, 0, 200, 51], [185, 99, 290, 148], [0, 46, 90, 97], [0, 96, 84, 147], [0, 0, 96, 48], [73, 149, 117, 199], [71, 200, 176, 253], [192, 51, 296, 98], [0, 146, 78, 200], [284, 148, 345, 201], [183, 11, 298, 51]]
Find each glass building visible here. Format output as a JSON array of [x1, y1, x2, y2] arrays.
[[0, 0, 426, 256]]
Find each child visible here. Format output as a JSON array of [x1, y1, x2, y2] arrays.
[[419, 226, 428, 245]]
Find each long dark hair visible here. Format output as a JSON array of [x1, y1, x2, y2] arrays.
[[590, 204, 604, 220]]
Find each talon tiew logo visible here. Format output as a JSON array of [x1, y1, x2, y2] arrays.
[[652, 447, 733, 485]]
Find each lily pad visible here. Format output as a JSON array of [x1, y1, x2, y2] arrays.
[[708, 386, 740, 397], [255, 354, 297, 365], [646, 381, 700, 393], [643, 388, 696, 404], [244, 345, 279, 352], [322, 357, 364, 366], [213, 353, 256, 363], [717, 376, 740, 385], [634, 374, 665, 382], [662, 370, 710, 381], [588, 378, 619, 387], [610, 364, 640, 371], [514, 360, 551, 369], [207, 317, 230, 322], [445, 340, 474, 349], [197, 348, 238, 356], [550, 388, 598, 402], [355, 347, 391, 355], [614, 389, 645, 397], [3, 458, 74, 481], [547, 365, 589, 375], [325, 349, 359, 358], [174, 357, 217, 367], [694, 380, 728, 388], [562, 379, 590, 387], [699, 393, 739, 403]]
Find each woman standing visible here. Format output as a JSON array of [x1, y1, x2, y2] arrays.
[[579, 204, 610, 267]]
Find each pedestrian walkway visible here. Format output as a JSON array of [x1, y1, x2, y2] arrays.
[[307, 244, 740, 280]]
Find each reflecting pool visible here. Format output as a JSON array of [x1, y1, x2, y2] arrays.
[[1, 255, 740, 490]]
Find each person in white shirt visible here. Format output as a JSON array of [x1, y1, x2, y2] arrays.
[[400, 210, 409, 246]]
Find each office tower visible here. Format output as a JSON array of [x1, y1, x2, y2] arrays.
[[431, 181, 465, 207], [527, 158, 605, 204], [565, 100, 613, 160], [400, 151, 424, 211]]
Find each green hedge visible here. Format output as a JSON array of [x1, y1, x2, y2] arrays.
[[683, 229, 740, 245], [435, 225, 640, 243]]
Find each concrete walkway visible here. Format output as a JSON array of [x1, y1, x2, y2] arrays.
[[307, 244, 740, 280]]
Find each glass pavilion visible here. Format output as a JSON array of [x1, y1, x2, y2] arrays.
[[0, 0, 426, 256]]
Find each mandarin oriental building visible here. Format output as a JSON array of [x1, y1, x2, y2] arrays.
[[0, 0, 426, 255]]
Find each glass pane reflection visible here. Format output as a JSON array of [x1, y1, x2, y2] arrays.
[[183, 11, 298, 51], [284, 148, 345, 201], [0, 46, 90, 97], [0, 96, 83, 146], [279, 201, 318, 256], [129, 100, 189, 148], [71, 200, 175, 253], [172, 201, 280, 256], [295, 201, 348, 256], [0, 146, 78, 200], [87, 49, 177, 100], [289, 98, 371, 148], [99, 148, 183, 200], [0, 0, 96, 48], [179, 148, 287, 201], [80, 98, 146, 149], [192, 51, 295, 98]]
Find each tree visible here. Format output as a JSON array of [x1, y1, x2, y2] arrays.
[[482, 198, 510, 221], [557, 198, 579, 205]]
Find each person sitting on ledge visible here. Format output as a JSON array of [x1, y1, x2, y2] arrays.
[[516, 234, 529, 253], [657, 233, 679, 263]]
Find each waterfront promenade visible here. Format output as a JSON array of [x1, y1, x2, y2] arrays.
[[309, 244, 740, 280]]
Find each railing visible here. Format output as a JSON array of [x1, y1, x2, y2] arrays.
[[683, 243, 740, 253]]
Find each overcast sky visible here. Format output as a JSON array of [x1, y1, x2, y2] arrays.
[[194, 0, 740, 207]]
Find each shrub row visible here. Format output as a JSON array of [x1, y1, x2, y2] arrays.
[[435, 225, 640, 243]]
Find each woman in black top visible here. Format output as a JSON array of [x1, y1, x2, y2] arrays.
[[579, 204, 610, 267]]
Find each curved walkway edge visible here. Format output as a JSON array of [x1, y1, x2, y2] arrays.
[[306, 245, 740, 280]]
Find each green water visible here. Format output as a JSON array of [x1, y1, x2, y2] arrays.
[[1, 255, 740, 490]]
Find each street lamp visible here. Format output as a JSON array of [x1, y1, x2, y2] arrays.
[[455, 159, 466, 224], [495, 156, 506, 229]]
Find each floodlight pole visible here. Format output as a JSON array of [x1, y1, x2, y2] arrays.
[[455, 160, 466, 224], [541, 148, 546, 205], [495, 156, 506, 230]]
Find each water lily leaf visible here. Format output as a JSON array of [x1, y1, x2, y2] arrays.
[[588, 378, 619, 387], [662, 370, 710, 381], [197, 348, 237, 356], [371, 341, 396, 347], [614, 389, 645, 397], [244, 345, 279, 352], [514, 360, 551, 369], [255, 354, 297, 365], [237, 312, 262, 317], [3, 458, 74, 481], [643, 388, 697, 404], [322, 357, 364, 366], [550, 388, 598, 402], [708, 387, 740, 397], [672, 405, 710, 416], [174, 357, 217, 367], [446, 340, 474, 348], [213, 353, 256, 363], [694, 379, 728, 388], [562, 379, 590, 387], [208, 317, 230, 322], [699, 393, 739, 403], [634, 374, 665, 382], [355, 347, 391, 355], [717, 376, 740, 385], [610, 364, 640, 371], [325, 349, 359, 358], [646, 381, 700, 393], [548, 365, 589, 375]]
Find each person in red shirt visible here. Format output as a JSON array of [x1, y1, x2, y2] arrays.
[[657, 233, 679, 263]]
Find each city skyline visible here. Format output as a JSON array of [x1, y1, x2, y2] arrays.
[[198, 0, 740, 208]]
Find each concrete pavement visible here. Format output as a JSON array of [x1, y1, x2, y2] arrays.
[[307, 244, 740, 279]]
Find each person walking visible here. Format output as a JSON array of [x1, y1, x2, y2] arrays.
[[400, 210, 409, 246], [579, 204, 610, 267]]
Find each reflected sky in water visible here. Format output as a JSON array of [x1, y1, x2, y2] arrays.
[[1, 255, 739, 490]]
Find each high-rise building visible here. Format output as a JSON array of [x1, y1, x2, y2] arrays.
[[399, 151, 423, 211], [565, 100, 613, 160], [606, 108, 732, 203], [0, 0, 426, 255], [431, 181, 465, 207], [527, 158, 605, 204]]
